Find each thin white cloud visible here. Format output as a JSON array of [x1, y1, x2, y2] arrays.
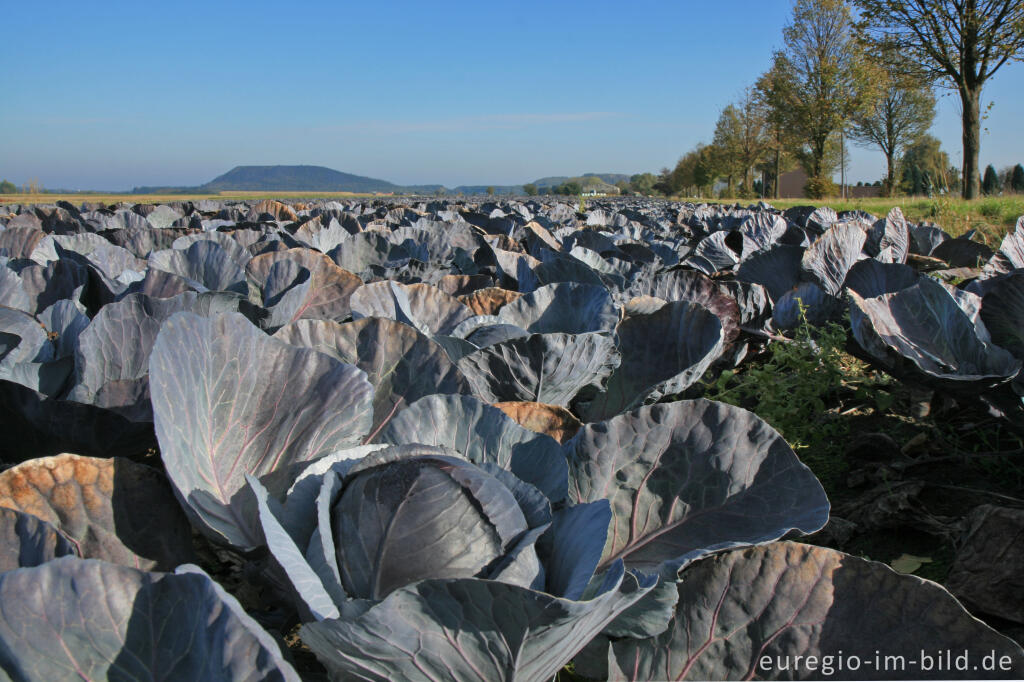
[[315, 112, 623, 135]]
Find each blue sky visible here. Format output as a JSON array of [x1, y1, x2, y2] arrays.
[[2, 0, 1022, 191]]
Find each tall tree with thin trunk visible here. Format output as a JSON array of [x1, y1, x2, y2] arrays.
[[712, 105, 744, 196], [765, 0, 879, 195], [853, 0, 1024, 199], [848, 63, 936, 195], [755, 63, 802, 199]]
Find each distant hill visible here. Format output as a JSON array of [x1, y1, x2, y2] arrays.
[[130, 166, 634, 196], [200, 165, 400, 193]]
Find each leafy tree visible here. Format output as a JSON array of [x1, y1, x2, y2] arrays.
[[982, 164, 1001, 195], [0, 179, 16, 194], [551, 182, 582, 196], [848, 48, 936, 195], [998, 165, 1014, 188], [804, 175, 838, 199], [651, 169, 675, 197], [900, 134, 952, 195], [765, 0, 879, 192], [629, 173, 657, 195], [755, 63, 804, 199], [614, 180, 632, 194], [712, 106, 743, 195], [486, 186, 495, 196], [712, 88, 772, 196], [854, 0, 1024, 199], [692, 145, 718, 195], [667, 143, 719, 197], [1012, 163, 1024, 192], [523, 183, 538, 196]]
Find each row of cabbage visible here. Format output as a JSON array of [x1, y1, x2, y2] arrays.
[[0, 197, 1021, 680]]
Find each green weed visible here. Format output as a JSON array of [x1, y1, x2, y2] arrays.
[[703, 305, 893, 488]]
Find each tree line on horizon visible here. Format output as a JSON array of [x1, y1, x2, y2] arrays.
[[640, 0, 1024, 201]]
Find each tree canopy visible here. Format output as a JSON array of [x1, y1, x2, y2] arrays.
[[848, 46, 936, 195], [853, 0, 1024, 198], [764, 0, 879, 188]]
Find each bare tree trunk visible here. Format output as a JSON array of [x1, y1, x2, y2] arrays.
[[774, 128, 781, 199], [884, 151, 895, 197], [961, 86, 981, 200], [840, 129, 846, 199]]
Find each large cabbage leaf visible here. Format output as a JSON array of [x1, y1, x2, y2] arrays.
[[350, 281, 475, 336], [565, 400, 829, 574], [802, 222, 867, 295], [247, 248, 361, 329], [980, 271, 1024, 361], [150, 311, 374, 549], [457, 331, 620, 406], [607, 542, 1024, 680], [736, 244, 805, 302], [580, 301, 726, 422], [147, 240, 247, 294], [0, 507, 76, 571], [0, 454, 195, 570], [301, 565, 655, 682], [377, 394, 568, 503], [0, 557, 299, 681], [849, 278, 1021, 387], [67, 292, 248, 421], [276, 317, 472, 432], [496, 282, 618, 334]]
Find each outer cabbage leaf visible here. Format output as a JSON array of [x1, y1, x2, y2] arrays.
[[301, 565, 655, 682], [458, 286, 522, 316], [843, 258, 919, 299], [150, 311, 374, 549], [377, 394, 568, 504], [772, 281, 843, 330], [0, 454, 195, 570], [0, 265, 32, 312], [566, 400, 829, 574], [350, 281, 475, 336], [982, 217, 1024, 276], [327, 232, 406, 278], [801, 222, 867, 295], [0, 557, 299, 681], [933, 236, 993, 268], [692, 231, 745, 271], [67, 292, 245, 421], [18, 259, 89, 314], [247, 248, 361, 329], [147, 240, 247, 294], [496, 282, 618, 334], [580, 302, 726, 422], [980, 271, 1024, 361], [738, 212, 788, 252], [608, 542, 1024, 681], [276, 317, 472, 431], [849, 279, 1021, 387], [627, 270, 741, 345], [736, 245, 805, 302], [457, 332, 619, 407], [865, 207, 910, 263], [0, 507, 76, 571], [493, 401, 582, 444]]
